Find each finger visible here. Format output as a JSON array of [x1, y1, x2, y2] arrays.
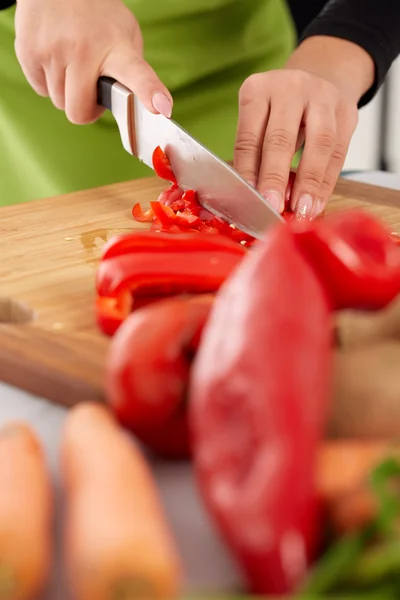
[[257, 100, 303, 213], [14, 40, 49, 97], [45, 58, 66, 111], [17, 61, 49, 97], [103, 49, 173, 118], [234, 77, 270, 187], [313, 104, 358, 217], [64, 60, 106, 124], [290, 102, 336, 219]]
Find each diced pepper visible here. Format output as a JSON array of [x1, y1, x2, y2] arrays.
[[152, 146, 177, 184], [158, 184, 184, 207], [105, 295, 214, 459], [96, 292, 132, 336], [189, 221, 332, 595], [131, 203, 155, 223], [293, 210, 400, 311]]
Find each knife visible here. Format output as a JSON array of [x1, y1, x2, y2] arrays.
[[97, 76, 283, 239]]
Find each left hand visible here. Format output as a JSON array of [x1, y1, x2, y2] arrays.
[[234, 68, 358, 219], [234, 37, 375, 219]]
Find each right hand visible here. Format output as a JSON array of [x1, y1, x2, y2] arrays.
[[14, 0, 173, 124]]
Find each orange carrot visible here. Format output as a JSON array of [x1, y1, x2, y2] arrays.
[[0, 422, 52, 600], [316, 440, 399, 534], [61, 402, 182, 600]]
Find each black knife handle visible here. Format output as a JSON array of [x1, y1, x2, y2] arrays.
[[0, 0, 16, 9], [97, 76, 117, 111]]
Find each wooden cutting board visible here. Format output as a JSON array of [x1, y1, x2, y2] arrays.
[[1, 175, 400, 407]]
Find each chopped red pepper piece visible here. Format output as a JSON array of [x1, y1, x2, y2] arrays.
[[105, 295, 214, 459], [95, 292, 132, 336], [131, 202, 155, 223], [293, 210, 400, 310], [158, 184, 184, 207], [152, 146, 177, 184], [190, 222, 332, 595]]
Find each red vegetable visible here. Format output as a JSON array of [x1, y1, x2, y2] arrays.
[[131, 203, 155, 223], [96, 231, 245, 335], [105, 295, 214, 459], [189, 221, 332, 595], [152, 146, 177, 184], [101, 230, 245, 260], [293, 210, 400, 310], [96, 293, 132, 337]]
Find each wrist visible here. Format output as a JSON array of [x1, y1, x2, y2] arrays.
[[285, 36, 375, 104]]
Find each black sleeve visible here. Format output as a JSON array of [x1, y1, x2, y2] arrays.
[[287, 0, 400, 107], [0, 0, 15, 8]]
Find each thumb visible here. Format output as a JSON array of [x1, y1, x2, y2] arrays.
[[102, 50, 173, 118]]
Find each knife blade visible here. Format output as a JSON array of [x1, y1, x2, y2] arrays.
[[97, 76, 283, 239]]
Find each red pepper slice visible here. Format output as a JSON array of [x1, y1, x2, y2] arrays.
[[105, 295, 214, 459], [131, 203, 155, 223], [95, 292, 132, 336], [101, 230, 246, 260], [190, 222, 331, 595], [293, 210, 400, 310], [158, 184, 184, 207], [150, 200, 176, 228], [152, 146, 177, 184], [96, 249, 244, 298]]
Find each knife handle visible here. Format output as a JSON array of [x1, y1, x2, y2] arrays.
[[97, 76, 117, 111], [97, 76, 136, 155]]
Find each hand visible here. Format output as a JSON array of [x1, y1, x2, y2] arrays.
[[234, 37, 375, 219], [14, 0, 173, 124]]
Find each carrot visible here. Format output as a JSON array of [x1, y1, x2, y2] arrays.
[[0, 422, 52, 600], [316, 440, 400, 534], [61, 402, 182, 600]]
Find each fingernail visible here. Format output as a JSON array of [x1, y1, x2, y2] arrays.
[[312, 198, 324, 219], [264, 190, 283, 213], [296, 193, 313, 219], [152, 93, 172, 118]]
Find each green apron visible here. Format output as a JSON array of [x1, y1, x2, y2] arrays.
[[0, 0, 295, 206]]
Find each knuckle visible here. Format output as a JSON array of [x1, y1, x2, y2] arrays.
[[265, 128, 295, 153], [235, 130, 259, 154], [321, 172, 336, 191], [239, 73, 263, 107], [330, 141, 347, 164], [299, 169, 323, 188], [288, 69, 308, 90], [259, 171, 286, 189], [313, 130, 336, 154]]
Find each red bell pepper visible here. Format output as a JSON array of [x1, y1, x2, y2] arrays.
[[96, 250, 242, 298], [95, 292, 132, 337], [101, 230, 246, 260], [189, 208, 400, 595], [189, 221, 332, 595], [152, 145, 177, 184], [96, 231, 245, 335], [105, 295, 214, 459], [292, 210, 400, 310]]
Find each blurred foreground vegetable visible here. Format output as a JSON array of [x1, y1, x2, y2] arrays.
[[105, 295, 214, 459], [189, 210, 400, 595], [0, 422, 52, 600], [62, 403, 182, 600]]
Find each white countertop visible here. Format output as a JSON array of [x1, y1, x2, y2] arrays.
[[2, 170, 400, 598]]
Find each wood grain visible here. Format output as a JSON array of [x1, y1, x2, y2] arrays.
[[1, 175, 400, 407]]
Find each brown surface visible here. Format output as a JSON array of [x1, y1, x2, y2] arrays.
[[1, 175, 400, 407]]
